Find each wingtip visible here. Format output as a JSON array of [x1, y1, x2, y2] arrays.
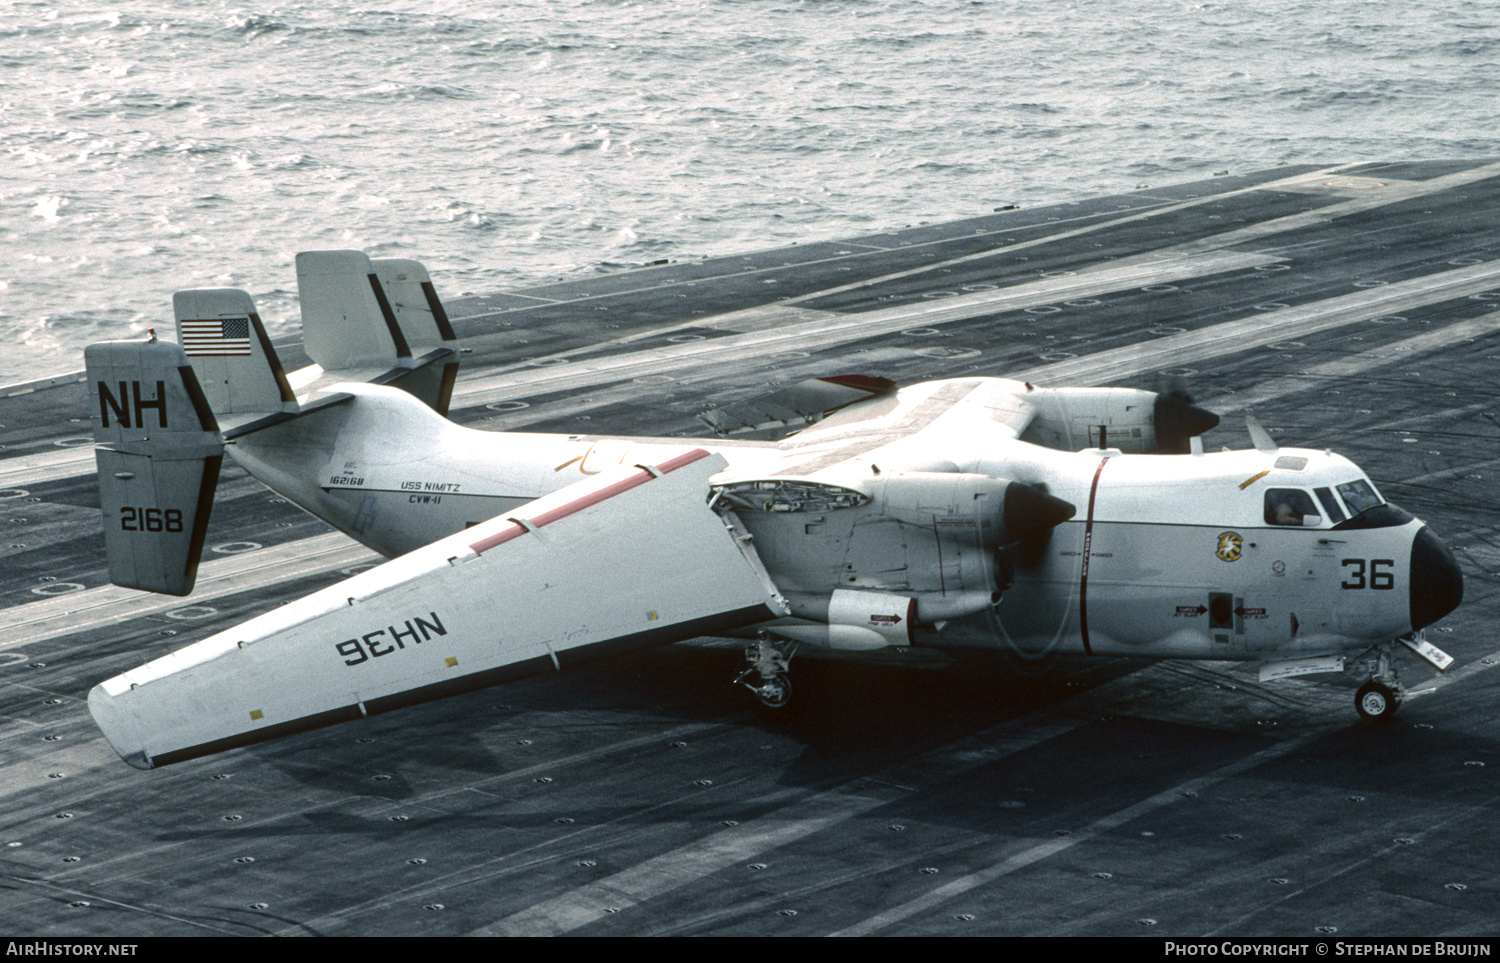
[[88, 682, 155, 770]]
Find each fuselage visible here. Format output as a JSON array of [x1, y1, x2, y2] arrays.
[[964, 443, 1452, 661], [228, 378, 1461, 665]]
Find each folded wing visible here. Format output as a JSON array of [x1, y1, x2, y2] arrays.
[[89, 450, 788, 769]]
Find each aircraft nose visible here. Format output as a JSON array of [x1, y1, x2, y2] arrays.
[[1410, 525, 1463, 631]]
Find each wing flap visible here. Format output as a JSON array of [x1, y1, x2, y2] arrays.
[[89, 450, 788, 769]]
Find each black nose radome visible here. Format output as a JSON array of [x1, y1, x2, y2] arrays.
[[1410, 525, 1463, 631]]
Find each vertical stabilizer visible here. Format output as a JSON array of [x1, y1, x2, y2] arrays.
[[173, 288, 298, 421], [293, 251, 461, 414], [86, 340, 225, 596], [296, 250, 412, 373], [371, 257, 461, 415], [370, 258, 458, 357]]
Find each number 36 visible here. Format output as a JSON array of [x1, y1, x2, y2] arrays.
[[1341, 558, 1394, 590]]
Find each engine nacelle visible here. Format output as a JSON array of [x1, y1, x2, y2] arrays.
[[780, 590, 915, 649], [720, 472, 1074, 604], [1018, 387, 1218, 454], [865, 472, 1011, 548]]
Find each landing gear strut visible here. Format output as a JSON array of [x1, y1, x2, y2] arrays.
[[1354, 643, 1403, 722], [735, 635, 798, 716]]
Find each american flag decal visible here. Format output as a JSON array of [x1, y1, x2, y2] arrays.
[[181, 317, 253, 357]]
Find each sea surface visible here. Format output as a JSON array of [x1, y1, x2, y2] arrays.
[[3, 0, 1499, 382]]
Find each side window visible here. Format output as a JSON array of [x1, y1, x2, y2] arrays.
[[1264, 488, 1321, 527]]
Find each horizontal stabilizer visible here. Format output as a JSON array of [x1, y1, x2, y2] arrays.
[[86, 340, 224, 596], [89, 450, 789, 769], [173, 288, 298, 422]]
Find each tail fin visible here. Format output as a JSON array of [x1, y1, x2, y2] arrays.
[[86, 338, 224, 596], [296, 250, 412, 373], [369, 257, 459, 357], [173, 288, 299, 432], [370, 257, 461, 416], [295, 250, 461, 413]]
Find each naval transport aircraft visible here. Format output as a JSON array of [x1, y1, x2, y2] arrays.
[[81, 251, 1464, 769]]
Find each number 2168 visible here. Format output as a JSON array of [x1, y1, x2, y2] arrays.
[[121, 507, 183, 533]]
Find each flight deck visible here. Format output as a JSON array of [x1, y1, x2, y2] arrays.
[[2, 160, 1498, 937]]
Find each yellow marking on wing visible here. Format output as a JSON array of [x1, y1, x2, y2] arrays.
[[553, 455, 584, 472]]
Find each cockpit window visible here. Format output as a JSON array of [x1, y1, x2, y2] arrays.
[[1328, 477, 1412, 530], [1264, 488, 1321, 527], [1336, 479, 1382, 515], [1314, 487, 1347, 524]]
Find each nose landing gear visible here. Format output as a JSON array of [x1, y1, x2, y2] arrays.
[[1356, 678, 1401, 721], [1354, 643, 1402, 722], [1352, 631, 1457, 722]]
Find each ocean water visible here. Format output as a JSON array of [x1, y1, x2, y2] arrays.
[[3, 0, 1499, 382]]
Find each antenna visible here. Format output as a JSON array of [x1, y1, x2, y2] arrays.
[[1245, 415, 1278, 452]]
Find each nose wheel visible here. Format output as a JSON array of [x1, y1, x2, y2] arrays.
[[1354, 644, 1403, 722], [1356, 679, 1401, 721]]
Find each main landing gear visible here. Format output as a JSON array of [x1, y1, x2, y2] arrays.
[[1354, 642, 1403, 722], [735, 635, 798, 718]]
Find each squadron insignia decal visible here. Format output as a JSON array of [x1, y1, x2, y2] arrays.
[[1215, 531, 1244, 562]]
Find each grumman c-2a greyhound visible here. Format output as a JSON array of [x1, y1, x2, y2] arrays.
[[83, 251, 1464, 770]]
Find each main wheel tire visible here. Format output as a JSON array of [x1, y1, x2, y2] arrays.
[[754, 673, 792, 710], [748, 671, 803, 724], [1356, 680, 1400, 722]]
